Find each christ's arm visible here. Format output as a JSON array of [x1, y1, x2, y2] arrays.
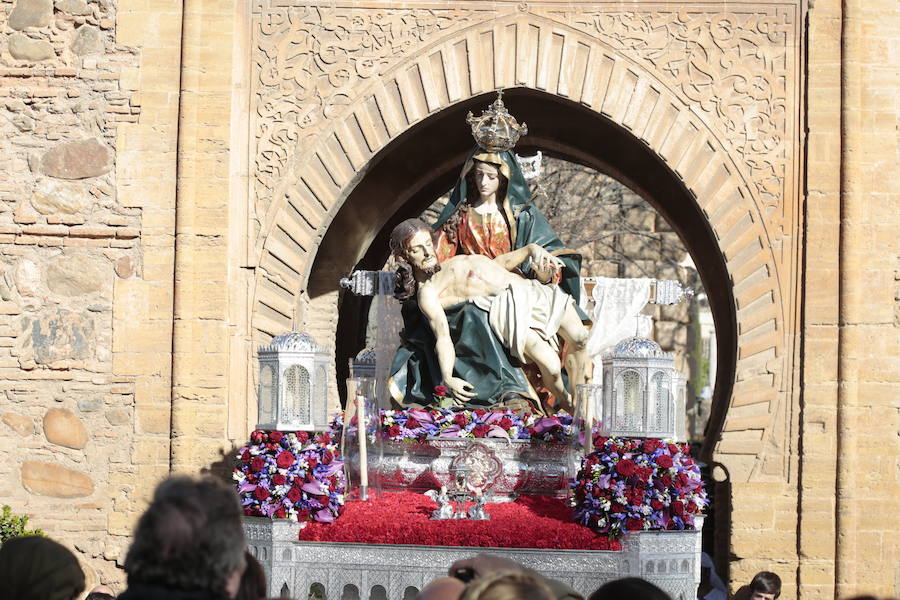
[[493, 243, 564, 277], [418, 285, 475, 402]]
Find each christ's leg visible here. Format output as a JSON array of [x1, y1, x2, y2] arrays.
[[523, 331, 571, 410], [557, 304, 591, 387]]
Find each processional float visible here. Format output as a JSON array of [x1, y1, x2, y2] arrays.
[[238, 93, 707, 600]]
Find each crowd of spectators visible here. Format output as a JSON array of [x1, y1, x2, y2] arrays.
[[0, 475, 793, 600]]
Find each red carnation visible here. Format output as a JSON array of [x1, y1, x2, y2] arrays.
[[250, 457, 266, 473], [388, 424, 401, 438], [474, 409, 487, 417], [274, 508, 287, 518], [276, 451, 296, 469], [253, 486, 270, 501], [661, 474, 673, 487], [322, 451, 333, 465], [296, 508, 310, 521], [307, 457, 318, 468], [269, 431, 284, 443], [250, 430, 265, 443], [316, 495, 330, 506], [687, 501, 698, 513], [610, 503, 626, 513], [434, 385, 449, 397], [453, 414, 468, 427], [296, 431, 309, 443], [241, 449, 251, 464], [616, 459, 636, 476], [642, 439, 661, 453], [272, 473, 287, 486], [287, 487, 302, 503], [625, 517, 644, 531], [656, 455, 674, 469], [651, 499, 664, 510], [471, 424, 490, 437], [317, 433, 332, 445], [405, 417, 421, 429], [498, 417, 513, 430], [672, 500, 685, 515], [668, 443, 680, 454]]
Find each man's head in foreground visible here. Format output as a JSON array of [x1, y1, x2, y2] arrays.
[[749, 572, 782, 600], [124, 476, 247, 598]]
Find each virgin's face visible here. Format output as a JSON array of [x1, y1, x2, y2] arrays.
[[472, 162, 500, 199], [403, 230, 438, 271]]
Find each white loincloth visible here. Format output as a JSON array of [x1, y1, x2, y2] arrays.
[[471, 280, 574, 363]]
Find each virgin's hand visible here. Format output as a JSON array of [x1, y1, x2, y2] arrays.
[[446, 377, 475, 401], [528, 244, 563, 281]]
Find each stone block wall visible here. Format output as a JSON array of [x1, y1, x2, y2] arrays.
[[0, 0, 178, 588]]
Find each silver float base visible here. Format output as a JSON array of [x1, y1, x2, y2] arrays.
[[244, 516, 704, 600]]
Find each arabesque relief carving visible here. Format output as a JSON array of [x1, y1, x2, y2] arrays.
[[545, 7, 792, 213], [250, 3, 797, 241], [251, 3, 487, 229]]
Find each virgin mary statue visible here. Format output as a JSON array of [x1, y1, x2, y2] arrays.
[[388, 92, 587, 412]]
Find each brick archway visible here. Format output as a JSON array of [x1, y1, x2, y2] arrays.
[[249, 10, 799, 483]]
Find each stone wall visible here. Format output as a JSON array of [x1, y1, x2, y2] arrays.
[[0, 0, 896, 596], [0, 0, 178, 587]]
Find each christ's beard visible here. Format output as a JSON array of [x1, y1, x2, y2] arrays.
[[420, 263, 441, 277]]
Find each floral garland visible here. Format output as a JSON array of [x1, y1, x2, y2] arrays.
[[331, 408, 578, 444], [571, 437, 707, 540], [233, 430, 346, 524]]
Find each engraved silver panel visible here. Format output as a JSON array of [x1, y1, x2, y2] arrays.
[[243, 516, 702, 600]]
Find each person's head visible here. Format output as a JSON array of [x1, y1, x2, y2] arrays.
[[417, 577, 467, 600], [124, 476, 247, 598], [391, 218, 440, 300], [86, 589, 117, 600], [465, 159, 508, 204], [459, 571, 554, 600], [0, 535, 86, 600], [749, 572, 781, 600], [235, 551, 267, 600], [588, 578, 672, 600]]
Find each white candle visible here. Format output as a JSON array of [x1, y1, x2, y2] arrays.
[[356, 391, 369, 495]]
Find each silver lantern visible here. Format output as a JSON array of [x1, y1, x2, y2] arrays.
[[256, 332, 330, 431], [600, 336, 677, 439]]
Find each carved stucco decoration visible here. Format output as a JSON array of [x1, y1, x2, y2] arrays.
[[250, 2, 795, 243], [545, 8, 792, 214], [251, 3, 487, 231]]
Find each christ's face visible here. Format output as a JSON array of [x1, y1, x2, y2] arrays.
[[472, 161, 500, 199], [403, 230, 438, 272]]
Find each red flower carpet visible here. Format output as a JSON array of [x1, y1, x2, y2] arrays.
[[299, 492, 622, 551]]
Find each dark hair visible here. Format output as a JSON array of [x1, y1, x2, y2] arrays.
[[588, 578, 672, 600], [459, 571, 554, 600], [0, 535, 86, 600], [86, 594, 117, 600], [124, 476, 246, 595], [390, 218, 432, 301], [464, 160, 509, 206], [235, 551, 267, 600], [749, 572, 781, 598]]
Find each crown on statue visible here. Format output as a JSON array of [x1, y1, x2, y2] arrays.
[[466, 90, 528, 152]]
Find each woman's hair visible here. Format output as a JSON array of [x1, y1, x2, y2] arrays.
[[0, 536, 86, 600], [442, 160, 510, 243], [588, 578, 672, 600], [459, 571, 554, 600], [749, 572, 781, 598], [464, 159, 509, 205], [235, 551, 267, 600]]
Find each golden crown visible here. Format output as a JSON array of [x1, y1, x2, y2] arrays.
[[466, 90, 528, 152]]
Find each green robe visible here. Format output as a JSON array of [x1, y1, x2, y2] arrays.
[[388, 149, 584, 407]]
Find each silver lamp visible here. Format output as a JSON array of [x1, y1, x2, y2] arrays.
[[256, 332, 330, 431]]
